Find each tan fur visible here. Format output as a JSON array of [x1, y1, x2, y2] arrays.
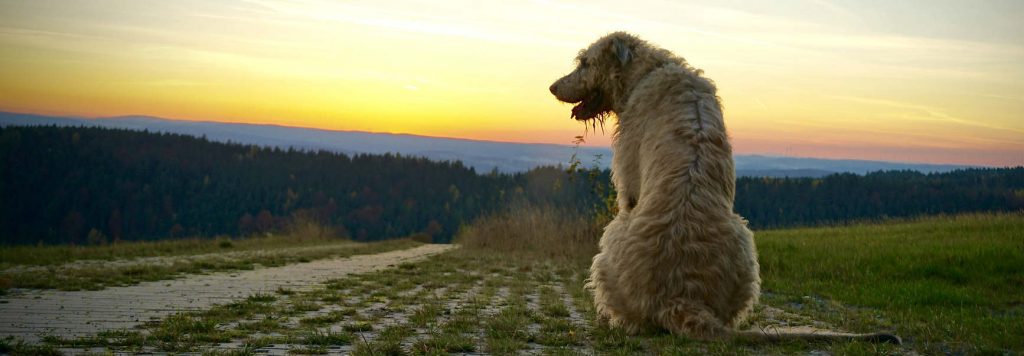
[[549, 32, 900, 345]]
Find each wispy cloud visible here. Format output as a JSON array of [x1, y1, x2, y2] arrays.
[[240, 0, 547, 45], [1, 0, 1021, 165], [826, 95, 1024, 136]]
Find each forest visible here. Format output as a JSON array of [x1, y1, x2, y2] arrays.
[[736, 169, 1024, 227], [1, 125, 1021, 245]]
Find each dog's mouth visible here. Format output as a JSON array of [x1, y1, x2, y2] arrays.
[[570, 91, 610, 122]]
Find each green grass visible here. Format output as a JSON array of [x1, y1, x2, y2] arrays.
[[302, 329, 353, 346], [0, 238, 421, 292], [757, 212, 1024, 354], [343, 321, 374, 332], [299, 309, 354, 326], [21, 212, 1024, 354], [0, 336, 63, 356], [0, 228, 343, 268]]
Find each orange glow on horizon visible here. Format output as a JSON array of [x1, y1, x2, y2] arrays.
[[1, 0, 1021, 166]]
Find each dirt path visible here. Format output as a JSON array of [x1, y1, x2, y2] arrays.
[[0, 244, 456, 343]]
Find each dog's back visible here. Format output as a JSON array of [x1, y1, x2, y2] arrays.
[[608, 60, 761, 336]]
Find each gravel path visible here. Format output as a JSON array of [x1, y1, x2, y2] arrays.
[[0, 244, 456, 343]]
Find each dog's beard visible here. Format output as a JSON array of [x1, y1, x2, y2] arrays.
[[571, 91, 612, 129]]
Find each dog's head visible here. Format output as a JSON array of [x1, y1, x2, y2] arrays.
[[549, 32, 640, 124]]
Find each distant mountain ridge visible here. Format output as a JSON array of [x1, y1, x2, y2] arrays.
[[0, 111, 973, 176]]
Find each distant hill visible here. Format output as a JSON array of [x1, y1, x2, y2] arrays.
[[0, 111, 973, 176]]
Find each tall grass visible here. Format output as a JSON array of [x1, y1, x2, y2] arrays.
[[456, 205, 601, 261]]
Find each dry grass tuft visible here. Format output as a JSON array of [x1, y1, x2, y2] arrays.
[[456, 205, 600, 261]]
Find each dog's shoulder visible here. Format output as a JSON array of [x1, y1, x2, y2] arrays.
[[629, 64, 706, 105]]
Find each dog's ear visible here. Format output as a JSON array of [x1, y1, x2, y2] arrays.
[[612, 38, 632, 66]]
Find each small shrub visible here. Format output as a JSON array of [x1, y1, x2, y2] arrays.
[[87, 229, 108, 246], [409, 232, 434, 244], [218, 239, 234, 248]]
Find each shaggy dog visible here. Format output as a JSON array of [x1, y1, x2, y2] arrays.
[[549, 32, 900, 344]]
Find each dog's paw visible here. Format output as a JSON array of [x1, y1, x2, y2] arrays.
[[609, 318, 645, 335]]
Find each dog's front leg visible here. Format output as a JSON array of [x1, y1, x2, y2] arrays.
[[586, 252, 613, 326], [587, 215, 632, 326]]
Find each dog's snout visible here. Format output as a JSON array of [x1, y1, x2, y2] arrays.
[[549, 82, 559, 95]]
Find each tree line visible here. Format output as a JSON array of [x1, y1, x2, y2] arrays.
[[735, 169, 1024, 228], [0, 125, 1020, 245], [0, 126, 602, 245]]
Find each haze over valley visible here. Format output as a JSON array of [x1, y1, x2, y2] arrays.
[[0, 111, 974, 177]]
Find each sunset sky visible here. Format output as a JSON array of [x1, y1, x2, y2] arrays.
[[0, 0, 1021, 166]]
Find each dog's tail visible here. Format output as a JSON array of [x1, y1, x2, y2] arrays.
[[732, 329, 902, 345]]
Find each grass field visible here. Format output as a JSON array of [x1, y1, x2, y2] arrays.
[[0, 226, 422, 292], [3, 212, 1021, 355], [757, 213, 1024, 354]]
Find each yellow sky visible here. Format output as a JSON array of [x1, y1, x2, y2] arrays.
[[1, 0, 1022, 166]]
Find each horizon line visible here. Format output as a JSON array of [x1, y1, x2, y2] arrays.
[[0, 109, 1008, 168]]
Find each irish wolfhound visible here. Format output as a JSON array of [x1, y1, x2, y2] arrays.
[[549, 32, 900, 344]]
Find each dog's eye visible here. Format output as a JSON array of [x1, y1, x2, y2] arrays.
[[579, 60, 589, 68]]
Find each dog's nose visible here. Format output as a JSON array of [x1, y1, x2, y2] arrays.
[[549, 82, 558, 95]]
